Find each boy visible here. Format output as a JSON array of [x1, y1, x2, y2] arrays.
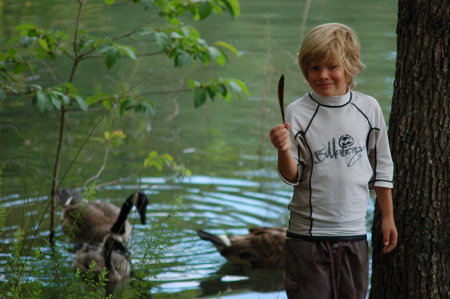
[[269, 23, 397, 298]]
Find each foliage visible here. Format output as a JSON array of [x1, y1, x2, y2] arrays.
[[0, 0, 247, 111], [0, 0, 245, 297], [0, 190, 185, 298], [129, 194, 183, 297]]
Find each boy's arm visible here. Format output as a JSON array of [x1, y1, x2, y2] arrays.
[[373, 186, 398, 254], [269, 123, 298, 183]]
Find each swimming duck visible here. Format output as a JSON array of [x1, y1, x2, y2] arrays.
[[57, 189, 148, 244], [197, 226, 286, 268]]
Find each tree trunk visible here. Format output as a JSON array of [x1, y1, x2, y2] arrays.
[[370, 1, 449, 298]]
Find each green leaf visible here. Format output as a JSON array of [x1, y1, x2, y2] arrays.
[[35, 91, 53, 113], [121, 46, 137, 60], [19, 35, 35, 48], [215, 41, 240, 57], [231, 79, 250, 97], [207, 47, 221, 60], [119, 99, 134, 115], [51, 95, 61, 110], [175, 52, 192, 67], [104, 0, 115, 4], [217, 84, 228, 97], [86, 93, 112, 106], [198, 1, 213, 20], [154, 32, 169, 49], [216, 49, 227, 66], [193, 88, 207, 108], [226, 0, 240, 18], [61, 82, 78, 95], [74, 96, 88, 111], [38, 38, 49, 50], [105, 47, 121, 69], [15, 23, 36, 31]]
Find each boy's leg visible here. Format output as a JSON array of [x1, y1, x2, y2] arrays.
[[338, 240, 369, 299], [283, 239, 333, 299]]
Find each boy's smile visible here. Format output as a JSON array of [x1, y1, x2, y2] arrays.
[[307, 59, 348, 97]]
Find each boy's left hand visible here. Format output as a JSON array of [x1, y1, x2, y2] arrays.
[[382, 216, 398, 254]]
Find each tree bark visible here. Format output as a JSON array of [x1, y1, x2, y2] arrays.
[[370, 1, 449, 298]]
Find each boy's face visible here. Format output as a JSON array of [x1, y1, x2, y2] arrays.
[[306, 58, 348, 97]]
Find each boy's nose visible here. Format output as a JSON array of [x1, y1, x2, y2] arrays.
[[318, 70, 329, 79]]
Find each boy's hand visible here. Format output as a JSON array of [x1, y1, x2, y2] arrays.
[[382, 216, 398, 254], [270, 123, 291, 152]]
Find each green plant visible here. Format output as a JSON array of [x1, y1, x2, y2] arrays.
[[0, 0, 247, 247]]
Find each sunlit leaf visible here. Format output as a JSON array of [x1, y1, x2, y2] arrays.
[[38, 38, 49, 50], [221, 0, 240, 19], [188, 80, 200, 88], [15, 23, 36, 31], [207, 47, 221, 60], [61, 82, 78, 95], [104, 0, 115, 4], [215, 41, 240, 57], [170, 32, 183, 39], [121, 46, 137, 60], [231, 79, 250, 98], [215, 49, 227, 66]]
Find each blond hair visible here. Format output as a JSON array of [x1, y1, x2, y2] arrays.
[[298, 23, 365, 88]]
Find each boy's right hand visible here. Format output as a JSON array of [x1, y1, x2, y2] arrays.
[[269, 123, 291, 152]]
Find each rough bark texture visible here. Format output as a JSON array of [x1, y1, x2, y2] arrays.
[[370, 1, 449, 298]]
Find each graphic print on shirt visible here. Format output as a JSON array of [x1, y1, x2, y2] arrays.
[[312, 134, 365, 167]]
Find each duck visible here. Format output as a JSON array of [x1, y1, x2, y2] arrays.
[[196, 226, 286, 268], [73, 236, 131, 297], [72, 188, 145, 297], [57, 189, 149, 244]]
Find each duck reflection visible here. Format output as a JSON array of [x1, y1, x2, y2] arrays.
[[198, 262, 285, 297]]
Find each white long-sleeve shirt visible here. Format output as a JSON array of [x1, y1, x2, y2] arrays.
[[279, 90, 393, 238]]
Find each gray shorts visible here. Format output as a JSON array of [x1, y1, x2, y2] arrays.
[[283, 238, 369, 299]]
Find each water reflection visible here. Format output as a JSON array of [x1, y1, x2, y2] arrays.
[[0, 174, 290, 298]]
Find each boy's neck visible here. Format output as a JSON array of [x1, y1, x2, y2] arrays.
[[309, 89, 352, 106]]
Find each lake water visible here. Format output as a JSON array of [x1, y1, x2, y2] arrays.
[[0, 0, 397, 297]]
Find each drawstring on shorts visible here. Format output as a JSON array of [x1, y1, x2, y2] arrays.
[[326, 241, 343, 299]]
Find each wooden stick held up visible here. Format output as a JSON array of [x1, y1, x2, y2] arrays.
[[277, 74, 285, 123]]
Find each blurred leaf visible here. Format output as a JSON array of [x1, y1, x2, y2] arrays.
[[51, 95, 61, 110], [221, 0, 240, 19], [194, 88, 207, 108], [215, 41, 240, 57], [198, 1, 213, 20], [104, 0, 115, 4], [35, 91, 53, 113], [74, 96, 88, 111], [154, 31, 169, 49], [38, 38, 49, 50], [105, 47, 121, 69], [230, 79, 249, 97], [120, 46, 137, 60]]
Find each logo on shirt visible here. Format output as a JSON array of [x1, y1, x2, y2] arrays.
[[313, 134, 365, 167]]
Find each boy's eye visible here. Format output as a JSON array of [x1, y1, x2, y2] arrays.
[[310, 66, 319, 71]]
